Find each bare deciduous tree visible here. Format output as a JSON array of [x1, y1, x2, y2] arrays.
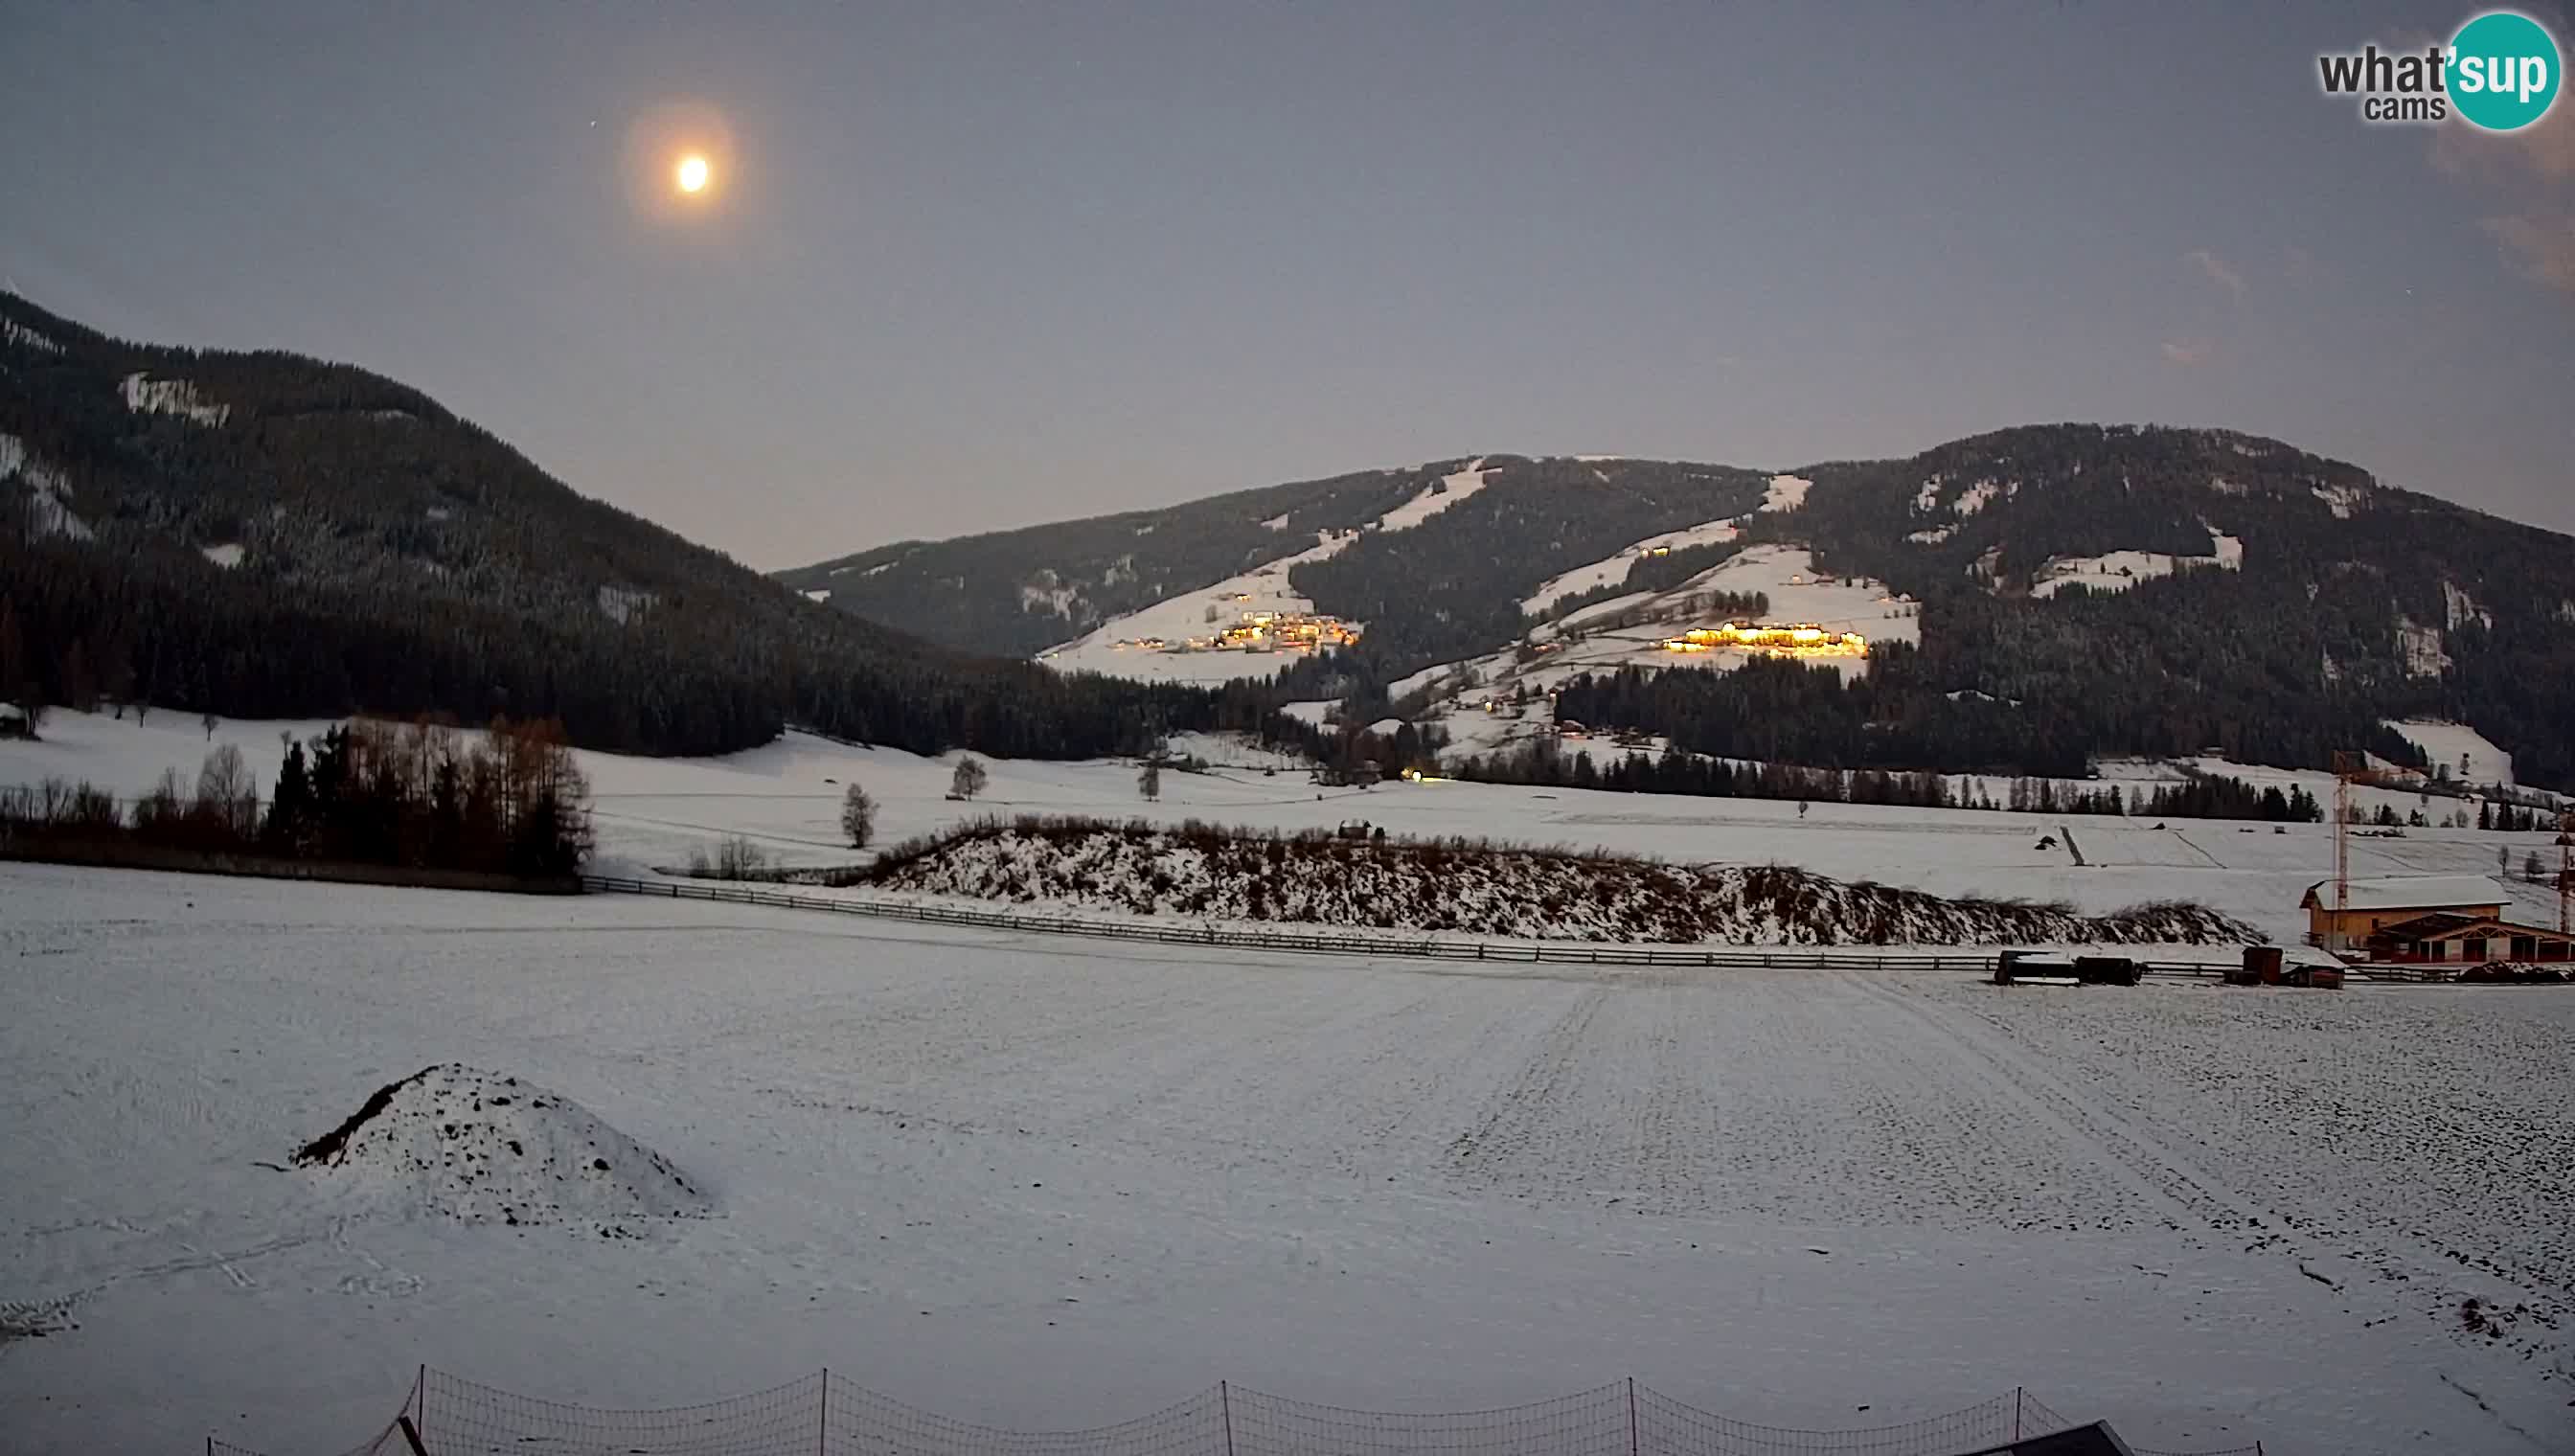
[[195, 744, 258, 836], [840, 782, 877, 848]]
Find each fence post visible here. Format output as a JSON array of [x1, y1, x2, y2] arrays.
[[2013, 1386, 2022, 1441], [817, 1368, 828, 1456], [1219, 1379, 1236, 1456], [1627, 1376, 1639, 1456], [414, 1363, 427, 1446], [397, 1416, 430, 1456]]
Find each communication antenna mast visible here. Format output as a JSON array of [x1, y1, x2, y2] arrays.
[[2558, 809, 2572, 938], [2331, 750, 2367, 919]]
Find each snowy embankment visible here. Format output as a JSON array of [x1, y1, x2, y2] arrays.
[[864, 819, 2253, 945]]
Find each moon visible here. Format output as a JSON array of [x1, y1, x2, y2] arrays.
[[675, 154, 711, 194]]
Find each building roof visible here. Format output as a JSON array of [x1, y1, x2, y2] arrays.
[[2298, 875, 2503, 912], [2371, 911, 2568, 944]]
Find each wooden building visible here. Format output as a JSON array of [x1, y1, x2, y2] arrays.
[[2364, 910, 2572, 965], [2298, 875, 2503, 951]]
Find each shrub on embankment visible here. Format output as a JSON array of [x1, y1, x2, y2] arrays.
[[861, 815, 2254, 945]]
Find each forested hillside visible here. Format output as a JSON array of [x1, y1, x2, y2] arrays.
[[775, 466, 1432, 657], [0, 292, 1247, 759], [780, 455, 1771, 667], [786, 421, 2575, 790], [1285, 456, 1770, 670], [1664, 425, 2575, 787]]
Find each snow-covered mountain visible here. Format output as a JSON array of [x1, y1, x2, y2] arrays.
[[782, 426, 2575, 790]]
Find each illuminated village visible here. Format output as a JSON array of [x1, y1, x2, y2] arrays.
[[1107, 609, 1362, 656], [1660, 621, 1870, 659]]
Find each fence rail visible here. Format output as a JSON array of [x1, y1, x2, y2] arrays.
[[209, 1366, 2264, 1456]]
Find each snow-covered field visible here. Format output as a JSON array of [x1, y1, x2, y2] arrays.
[[7, 708, 2568, 947], [2026, 530, 2243, 600], [3, 862, 2569, 1456], [1036, 526, 1361, 686], [2385, 719, 2516, 789], [1519, 517, 1744, 617], [1411, 544, 1926, 758]]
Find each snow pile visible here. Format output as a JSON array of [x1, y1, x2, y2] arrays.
[[120, 372, 230, 427], [296, 1064, 710, 1228], [865, 818, 2254, 945], [201, 543, 245, 569]]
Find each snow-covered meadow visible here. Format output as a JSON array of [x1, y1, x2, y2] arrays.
[[5, 708, 2567, 947], [2, 862, 2570, 1456]]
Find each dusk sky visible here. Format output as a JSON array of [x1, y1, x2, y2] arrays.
[[6, 1, 2570, 567]]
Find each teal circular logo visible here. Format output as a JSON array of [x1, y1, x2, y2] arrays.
[[2449, 11, 2562, 131]]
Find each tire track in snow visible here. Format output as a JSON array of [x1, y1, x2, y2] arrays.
[[1846, 978, 2247, 1232], [1444, 986, 1607, 1184]]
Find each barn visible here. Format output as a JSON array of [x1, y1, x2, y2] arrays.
[[2364, 910, 2572, 965], [2298, 875, 2503, 952]]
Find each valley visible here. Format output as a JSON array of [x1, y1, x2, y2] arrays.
[[11, 11, 2575, 1456]]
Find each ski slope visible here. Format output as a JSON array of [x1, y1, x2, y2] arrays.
[[1037, 461, 1493, 687], [2385, 718, 2516, 788], [1037, 528, 1361, 685], [1519, 517, 1744, 617], [2, 863, 2568, 1456]]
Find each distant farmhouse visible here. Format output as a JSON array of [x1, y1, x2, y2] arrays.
[[2300, 875, 2569, 963]]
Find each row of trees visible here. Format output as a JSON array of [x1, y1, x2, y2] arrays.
[[1445, 736, 2332, 824], [0, 717, 594, 877]]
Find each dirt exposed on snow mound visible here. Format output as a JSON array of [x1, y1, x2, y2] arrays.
[[296, 1065, 710, 1228], [866, 816, 2256, 945]]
